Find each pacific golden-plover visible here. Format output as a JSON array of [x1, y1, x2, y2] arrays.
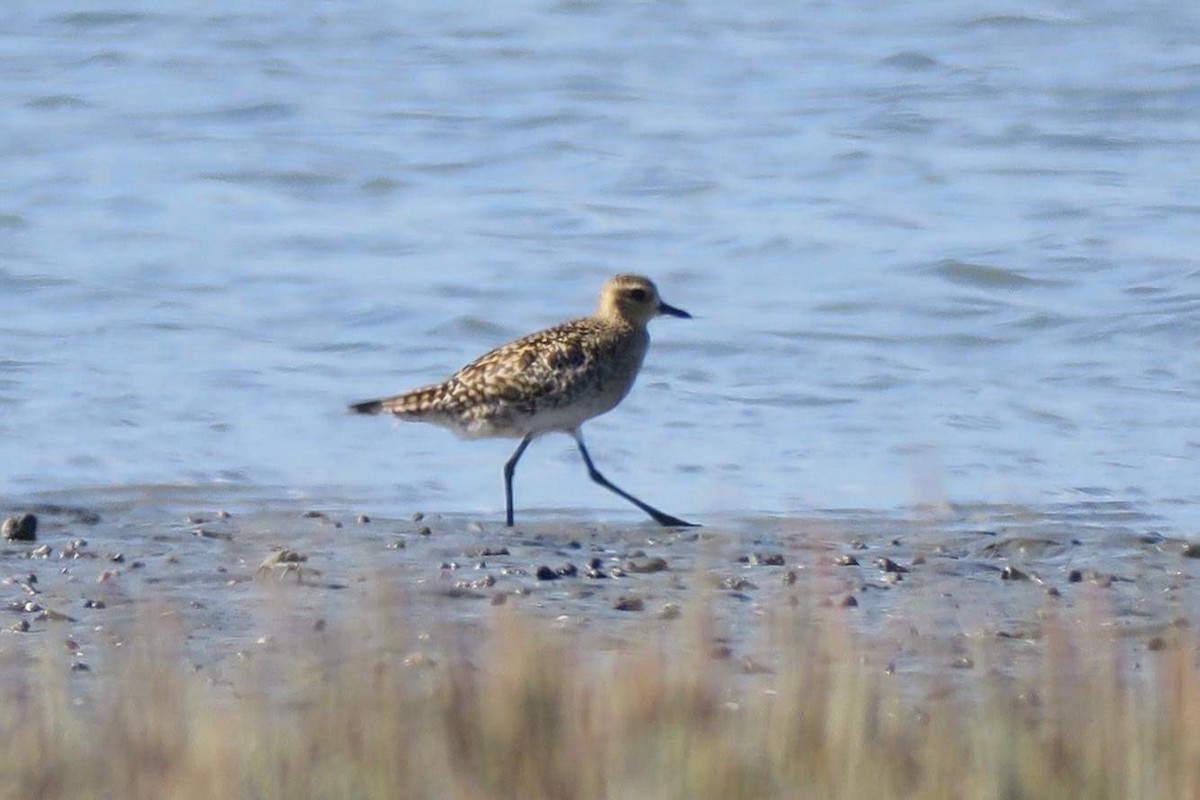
[[350, 273, 695, 527]]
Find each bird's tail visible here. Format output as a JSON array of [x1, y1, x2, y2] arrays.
[[348, 383, 447, 418]]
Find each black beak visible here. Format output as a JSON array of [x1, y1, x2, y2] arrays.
[[658, 301, 692, 319]]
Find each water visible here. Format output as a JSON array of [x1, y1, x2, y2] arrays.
[[3, 1, 1200, 530]]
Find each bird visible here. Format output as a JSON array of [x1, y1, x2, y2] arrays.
[[349, 273, 696, 527]]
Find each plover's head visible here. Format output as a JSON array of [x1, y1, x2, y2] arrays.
[[598, 274, 691, 325]]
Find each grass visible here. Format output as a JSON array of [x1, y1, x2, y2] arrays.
[[2, 595, 1198, 800]]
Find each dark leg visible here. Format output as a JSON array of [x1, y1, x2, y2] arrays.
[[503, 434, 534, 527], [572, 431, 697, 527]]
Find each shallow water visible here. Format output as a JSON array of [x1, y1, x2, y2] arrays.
[[3, 2, 1200, 535]]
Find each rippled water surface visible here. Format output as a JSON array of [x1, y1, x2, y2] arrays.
[[3, 1, 1200, 531]]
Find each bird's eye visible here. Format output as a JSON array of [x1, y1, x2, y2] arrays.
[[629, 288, 647, 302]]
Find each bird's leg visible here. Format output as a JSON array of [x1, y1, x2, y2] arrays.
[[503, 434, 534, 527], [571, 431, 698, 527]]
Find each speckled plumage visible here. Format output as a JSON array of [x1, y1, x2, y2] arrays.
[[350, 274, 696, 527]]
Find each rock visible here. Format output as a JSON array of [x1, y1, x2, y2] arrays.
[[535, 565, 558, 581], [747, 553, 785, 566], [840, 594, 859, 608], [720, 577, 756, 591], [835, 554, 859, 566], [1068, 569, 1083, 583], [356, 514, 371, 524], [1182, 542, 1200, 558], [476, 546, 509, 557], [613, 596, 644, 612], [657, 603, 681, 620], [876, 557, 907, 574], [555, 563, 577, 577], [624, 556, 668, 573], [1001, 565, 1030, 581], [1148, 636, 1168, 652], [2, 514, 37, 541]]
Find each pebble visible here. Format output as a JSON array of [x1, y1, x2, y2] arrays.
[[840, 595, 859, 608], [29, 544, 52, 558], [720, 577, 756, 591], [555, 563, 578, 577], [356, 514, 371, 524], [385, 540, 406, 550], [877, 558, 907, 574], [476, 546, 509, 557], [951, 656, 975, 670], [613, 596, 644, 612], [2, 513, 38, 541], [417, 526, 432, 537], [70, 662, 90, 672], [412, 512, 425, 522], [657, 603, 681, 620], [9, 619, 30, 633], [835, 554, 859, 566], [82, 598, 106, 609], [745, 553, 785, 566], [535, 565, 558, 581], [1068, 569, 1083, 583], [624, 556, 668, 574], [1001, 565, 1030, 581], [1148, 636, 1168, 652]]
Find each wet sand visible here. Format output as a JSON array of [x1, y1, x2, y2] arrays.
[[2, 486, 1197, 696]]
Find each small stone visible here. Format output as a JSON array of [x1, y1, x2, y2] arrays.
[[302, 510, 326, 519], [9, 619, 30, 633], [625, 556, 668, 573], [951, 656, 974, 670], [417, 526, 432, 537], [2, 513, 38, 542], [613, 596, 644, 612], [835, 554, 859, 566], [356, 514, 371, 524], [783, 570, 798, 585], [385, 540, 406, 550], [412, 512, 425, 522], [720, 577, 756, 591], [82, 599, 106, 609], [840, 595, 859, 608], [556, 563, 577, 577], [877, 558, 907, 574], [1148, 636, 1168, 652], [108, 553, 125, 563], [30, 544, 52, 558], [881, 571, 901, 585], [748, 553, 785, 566], [1068, 569, 1083, 583], [657, 603, 681, 620], [1001, 565, 1029, 581], [535, 565, 558, 581], [217, 510, 232, 519], [476, 546, 509, 557], [70, 662, 90, 672], [1046, 587, 1061, 598]]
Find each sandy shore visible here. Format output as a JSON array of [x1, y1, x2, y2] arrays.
[[2, 486, 1195, 695]]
